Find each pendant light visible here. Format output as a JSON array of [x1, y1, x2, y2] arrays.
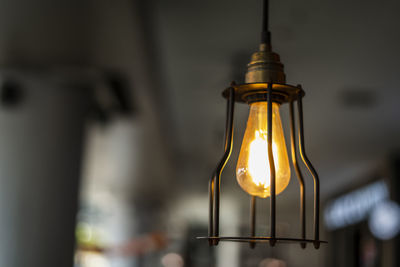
[[198, 0, 326, 249]]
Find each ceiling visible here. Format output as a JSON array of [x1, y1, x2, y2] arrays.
[[150, 0, 400, 199], [1, 0, 398, 212], [0, 1, 397, 261]]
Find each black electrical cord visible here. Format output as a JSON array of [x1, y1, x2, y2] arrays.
[[261, 0, 271, 45]]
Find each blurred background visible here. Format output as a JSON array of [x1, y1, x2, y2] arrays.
[[0, 0, 399, 266]]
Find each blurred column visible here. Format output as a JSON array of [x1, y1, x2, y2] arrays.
[[0, 72, 91, 267]]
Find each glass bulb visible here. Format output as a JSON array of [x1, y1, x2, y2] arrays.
[[236, 102, 290, 198]]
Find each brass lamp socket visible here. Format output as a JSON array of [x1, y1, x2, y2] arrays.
[[245, 43, 286, 84]]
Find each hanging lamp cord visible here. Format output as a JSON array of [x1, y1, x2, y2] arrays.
[[261, 0, 271, 45]]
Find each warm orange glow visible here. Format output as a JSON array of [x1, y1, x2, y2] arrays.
[[236, 102, 290, 198]]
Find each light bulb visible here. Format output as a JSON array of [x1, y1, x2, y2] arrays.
[[236, 102, 290, 198]]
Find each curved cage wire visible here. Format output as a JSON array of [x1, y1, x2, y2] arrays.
[[198, 82, 326, 249]]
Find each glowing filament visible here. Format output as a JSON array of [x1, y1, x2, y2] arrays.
[[236, 102, 290, 198]]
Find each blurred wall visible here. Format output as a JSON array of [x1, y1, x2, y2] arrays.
[[0, 72, 91, 266]]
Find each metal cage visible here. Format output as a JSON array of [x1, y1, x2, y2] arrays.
[[198, 82, 327, 249]]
